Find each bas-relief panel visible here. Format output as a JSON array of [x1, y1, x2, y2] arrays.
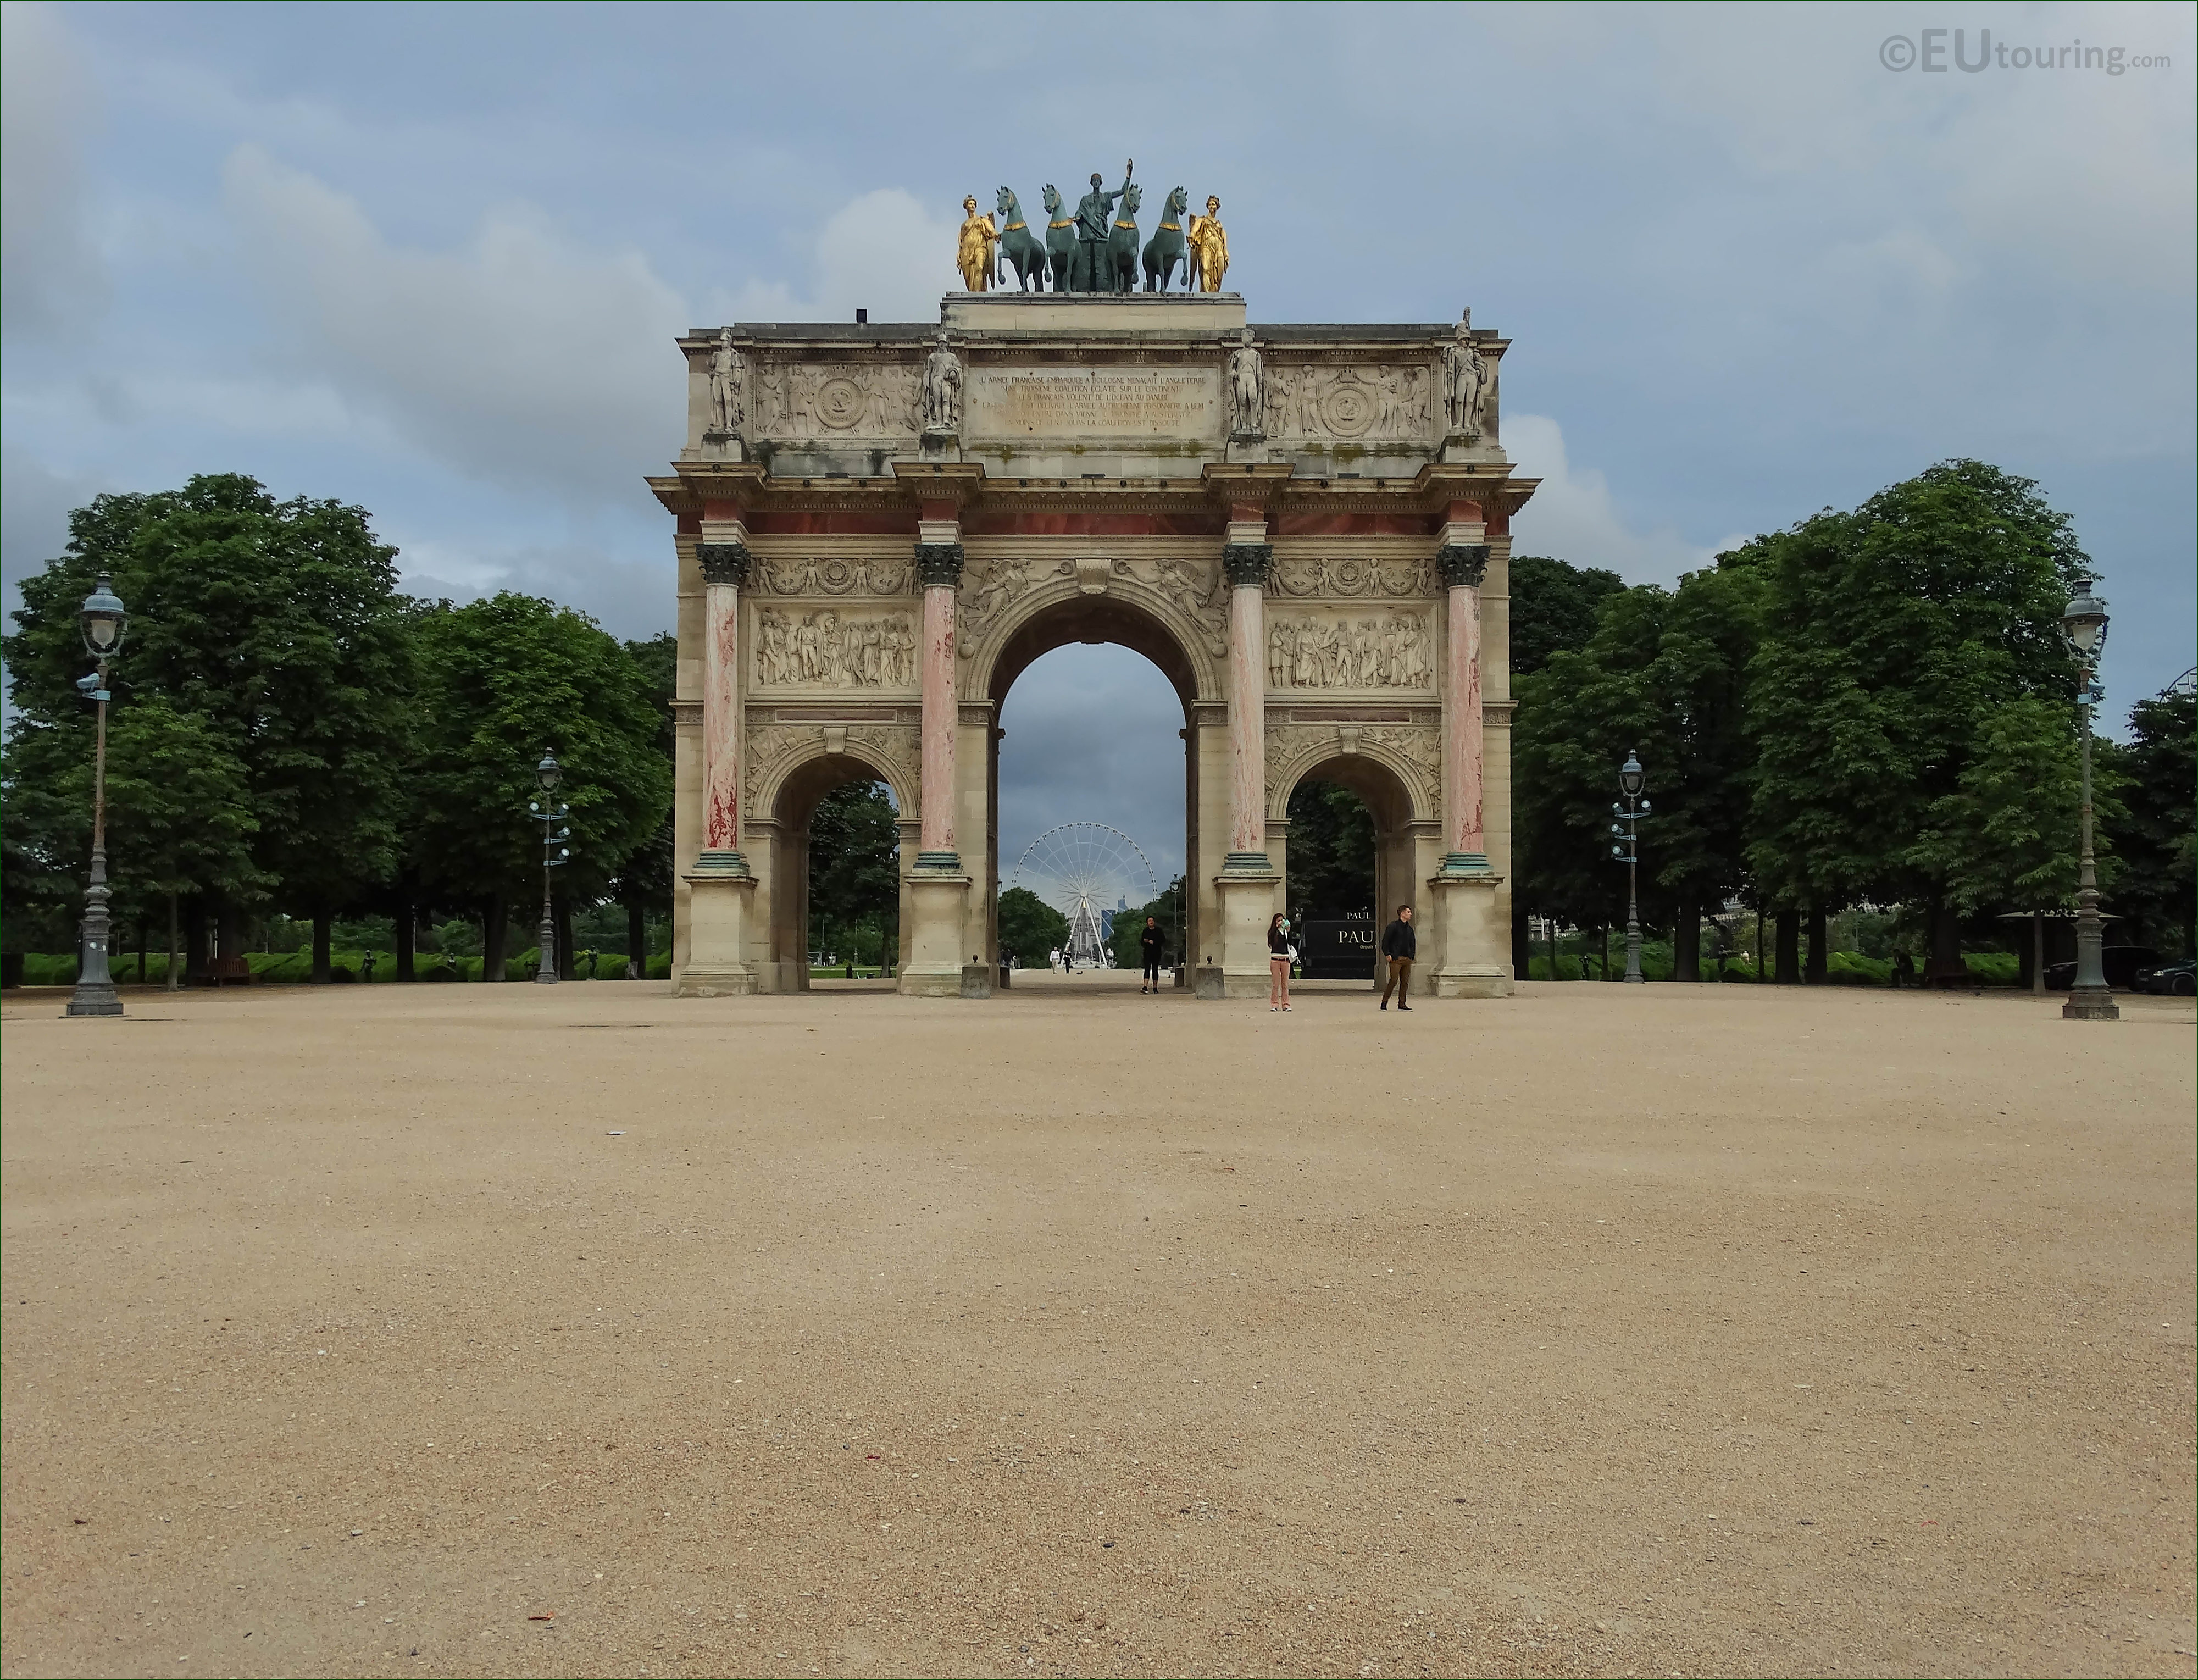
[[745, 724, 919, 809], [1265, 723, 1440, 812], [755, 608, 918, 689], [748, 363, 922, 440], [1262, 364, 1435, 444], [749, 556, 918, 597], [955, 552, 1228, 659], [1266, 556, 1434, 599], [1266, 611, 1433, 692]]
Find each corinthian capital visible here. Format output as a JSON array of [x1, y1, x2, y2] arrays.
[[1435, 543, 1490, 589], [1221, 542, 1273, 588], [913, 542, 966, 589], [697, 541, 752, 587]]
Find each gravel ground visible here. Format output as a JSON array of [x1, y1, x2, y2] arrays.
[[3, 979, 2191, 1680]]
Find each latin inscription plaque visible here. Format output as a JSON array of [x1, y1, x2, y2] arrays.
[[967, 367, 1224, 442]]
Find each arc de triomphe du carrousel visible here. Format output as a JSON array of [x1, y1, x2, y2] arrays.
[[650, 199, 1538, 1001]]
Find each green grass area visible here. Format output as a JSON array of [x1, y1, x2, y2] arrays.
[[1522, 947, 2022, 986]]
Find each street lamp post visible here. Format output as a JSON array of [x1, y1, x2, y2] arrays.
[[1610, 748, 1651, 985], [529, 753, 573, 985], [66, 575, 129, 1018], [2059, 580, 2117, 1022]]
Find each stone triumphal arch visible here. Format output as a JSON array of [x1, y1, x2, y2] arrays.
[[651, 290, 1536, 999]]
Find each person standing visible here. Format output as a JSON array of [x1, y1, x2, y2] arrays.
[[1379, 903, 1416, 1011], [1139, 916, 1165, 994], [1268, 913, 1294, 1011]]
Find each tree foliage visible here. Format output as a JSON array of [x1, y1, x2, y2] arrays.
[[1508, 553, 1627, 679], [3, 475, 414, 921], [2100, 684, 2196, 955], [998, 886, 1069, 967], [807, 780, 898, 956], [1284, 781, 1376, 920], [1744, 460, 2094, 943], [1108, 875, 1186, 969], [403, 594, 671, 910]]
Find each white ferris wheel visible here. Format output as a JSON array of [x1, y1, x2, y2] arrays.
[[1011, 822, 1157, 968]]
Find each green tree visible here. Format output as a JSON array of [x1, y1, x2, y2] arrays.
[[1744, 460, 2094, 967], [1108, 875, 1186, 969], [2100, 684, 2196, 956], [1284, 781, 1376, 919], [807, 780, 898, 968], [406, 594, 671, 976], [606, 632, 677, 977], [1508, 554, 1627, 678], [2, 697, 266, 978], [2, 475, 414, 979], [998, 885, 1069, 967]]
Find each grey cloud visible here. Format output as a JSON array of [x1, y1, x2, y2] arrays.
[[0, 2, 106, 342], [997, 646, 1187, 892]]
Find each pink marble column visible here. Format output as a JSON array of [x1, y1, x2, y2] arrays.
[[696, 538, 750, 864], [914, 539, 964, 866], [1222, 539, 1272, 866], [1436, 540, 1490, 869]]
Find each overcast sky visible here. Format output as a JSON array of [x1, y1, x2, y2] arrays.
[[3, 0, 2191, 885]]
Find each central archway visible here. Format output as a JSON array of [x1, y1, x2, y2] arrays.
[[974, 585, 1209, 982]]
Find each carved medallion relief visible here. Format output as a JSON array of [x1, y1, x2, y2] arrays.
[[749, 363, 922, 440], [1263, 364, 1434, 443]]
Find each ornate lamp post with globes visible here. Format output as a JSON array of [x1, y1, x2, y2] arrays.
[[1610, 748, 1651, 985], [530, 752, 573, 985], [2058, 580, 2117, 1022], [66, 574, 129, 1018]]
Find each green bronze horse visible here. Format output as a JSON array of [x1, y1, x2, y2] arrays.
[[1142, 186, 1189, 292], [993, 187, 1046, 292], [1105, 182, 1143, 294], [1040, 185, 1078, 292]]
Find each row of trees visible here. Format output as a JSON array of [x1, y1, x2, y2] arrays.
[[2, 474, 675, 980], [1509, 460, 2194, 974]]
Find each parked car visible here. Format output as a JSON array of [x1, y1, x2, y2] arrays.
[[2135, 957, 2197, 996], [2042, 945, 2158, 990]]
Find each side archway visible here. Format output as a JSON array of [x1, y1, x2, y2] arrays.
[[1269, 748, 1430, 980], [748, 738, 914, 993]]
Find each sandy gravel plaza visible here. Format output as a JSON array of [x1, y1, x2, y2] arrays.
[[2, 977, 2192, 1679]]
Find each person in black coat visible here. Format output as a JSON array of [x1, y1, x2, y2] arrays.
[[1379, 903, 1416, 1011], [1139, 916, 1165, 993]]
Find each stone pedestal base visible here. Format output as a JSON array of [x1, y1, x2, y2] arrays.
[[899, 869, 973, 997], [1192, 965, 1225, 1000], [1427, 869, 1512, 999], [2062, 987, 2121, 1021], [1213, 868, 1280, 999], [676, 861, 757, 997], [959, 962, 994, 999]]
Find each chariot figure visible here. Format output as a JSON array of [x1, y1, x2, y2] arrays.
[[707, 329, 744, 436], [1073, 160, 1133, 291], [956, 196, 999, 292]]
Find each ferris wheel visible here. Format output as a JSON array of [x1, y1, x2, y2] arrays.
[[1012, 822, 1157, 968]]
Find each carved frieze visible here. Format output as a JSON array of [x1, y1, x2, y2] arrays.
[[756, 608, 918, 689], [1266, 612, 1433, 691], [748, 362, 922, 440], [1266, 721, 1440, 814], [1267, 556, 1434, 599], [750, 557, 917, 597], [743, 723, 919, 808], [1263, 363, 1433, 443]]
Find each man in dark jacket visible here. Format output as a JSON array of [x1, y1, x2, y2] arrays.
[[1379, 904, 1415, 1011], [1139, 916, 1165, 994]]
